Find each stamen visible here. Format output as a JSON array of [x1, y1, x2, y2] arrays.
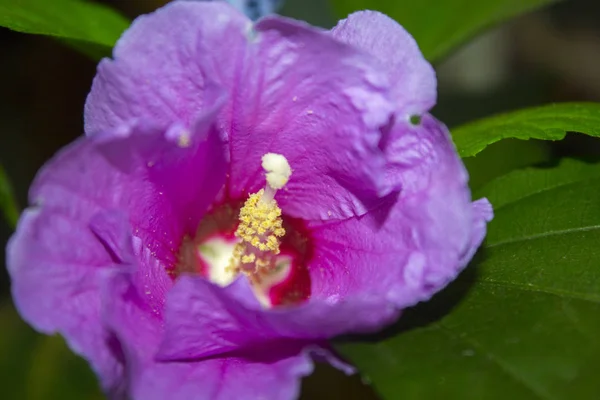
[[228, 153, 291, 279]]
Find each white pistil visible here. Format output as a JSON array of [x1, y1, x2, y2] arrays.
[[260, 153, 291, 203]]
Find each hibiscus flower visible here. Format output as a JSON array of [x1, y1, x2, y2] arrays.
[[7, 2, 492, 399]]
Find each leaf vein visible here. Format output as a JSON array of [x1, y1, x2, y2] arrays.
[[436, 323, 557, 400], [476, 280, 600, 304], [487, 224, 600, 248]]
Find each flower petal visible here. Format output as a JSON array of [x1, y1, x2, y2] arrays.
[[223, 16, 396, 220], [86, 1, 399, 220], [101, 270, 161, 370], [31, 117, 226, 267], [8, 119, 227, 392], [157, 276, 398, 360], [93, 119, 228, 264], [84, 1, 248, 135], [103, 271, 314, 400], [133, 348, 313, 400], [7, 208, 126, 394], [460, 198, 493, 266], [309, 114, 491, 309], [331, 10, 437, 117]]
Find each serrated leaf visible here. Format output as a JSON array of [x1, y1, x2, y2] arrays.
[[0, 0, 128, 58], [329, 0, 558, 62], [0, 164, 19, 229], [452, 103, 600, 157], [336, 158, 600, 400]]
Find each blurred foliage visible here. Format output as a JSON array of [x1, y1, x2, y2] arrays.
[[280, 0, 336, 27], [0, 302, 102, 400], [330, 0, 559, 62], [0, 164, 19, 229], [0, 0, 128, 58], [337, 158, 600, 399]]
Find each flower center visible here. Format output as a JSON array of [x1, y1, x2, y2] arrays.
[[175, 153, 310, 307], [229, 188, 285, 274], [227, 153, 292, 300]]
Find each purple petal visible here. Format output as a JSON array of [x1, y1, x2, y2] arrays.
[[331, 11, 437, 117], [30, 118, 226, 268], [86, 1, 400, 220], [103, 271, 314, 400], [93, 119, 228, 262], [309, 114, 487, 308], [310, 346, 356, 376], [157, 276, 398, 360], [459, 198, 493, 266], [84, 1, 247, 135], [89, 210, 136, 265], [101, 271, 162, 373], [132, 348, 313, 400], [7, 209, 126, 393], [223, 16, 396, 220], [8, 119, 227, 392]]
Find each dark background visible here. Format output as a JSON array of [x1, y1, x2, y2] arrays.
[[1, 0, 600, 398]]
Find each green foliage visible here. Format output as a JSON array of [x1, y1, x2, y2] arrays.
[[463, 139, 551, 190], [453, 103, 600, 157], [0, 0, 128, 59], [335, 158, 600, 399], [0, 164, 19, 229], [0, 303, 102, 400], [329, 0, 558, 62]]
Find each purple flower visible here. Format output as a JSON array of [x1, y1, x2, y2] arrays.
[[7, 2, 492, 399]]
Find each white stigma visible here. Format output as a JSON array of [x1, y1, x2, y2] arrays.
[[262, 153, 291, 190], [261, 153, 291, 203]]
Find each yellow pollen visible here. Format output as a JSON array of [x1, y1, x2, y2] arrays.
[[227, 153, 291, 279], [228, 189, 286, 275], [241, 254, 256, 264]]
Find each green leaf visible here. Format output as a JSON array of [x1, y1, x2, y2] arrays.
[[464, 139, 551, 190], [0, 164, 20, 229], [453, 103, 600, 158], [0, 303, 38, 400], [473, 158, 600, 209], [0, 303, 102, 400], [336, 158, 600, 399], [26, 336, 103, 400], [0, 0, 128, 57], [329, 0, 557, 62]]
